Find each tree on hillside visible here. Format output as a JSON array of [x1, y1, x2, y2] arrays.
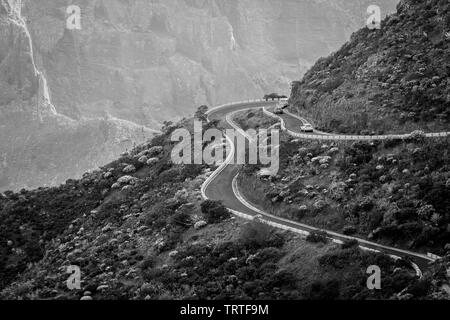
[[201, 200, 230, 224], [195, 105, 209, 122], [162, 120, 173, 132]]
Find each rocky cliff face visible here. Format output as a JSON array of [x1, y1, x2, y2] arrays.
[[18, 0, 398, 125], [0, 0, 398, 191]]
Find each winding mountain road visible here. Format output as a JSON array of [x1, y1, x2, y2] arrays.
[[201, 100, 448, 273]]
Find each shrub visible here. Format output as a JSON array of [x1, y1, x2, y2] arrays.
[[143, 203, 175, 228], [407, 279, 431, 297], [341, 239, 359, 249], [306, 230, 328, 243], [160, 229, 183, 252], [285, 206, 306, 221], [343, 226, 357, 235], [250, 247, 283, 265], [168, 211, 192, 228], [195, 105, 209, 122], [383, 138, 403, 149], [239, 221, 272, 249], [200, 200, 230, 224], [318, 76, 345, 93], [306, 279, 341, 300], [140, 255, 157, 271], [407, 130, 426, 142]]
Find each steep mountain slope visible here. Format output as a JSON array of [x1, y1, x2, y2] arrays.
[[0, 115, 444, 300], [289, 0, 450, 134]]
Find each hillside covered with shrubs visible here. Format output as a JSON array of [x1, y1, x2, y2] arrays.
[[289, 0, 450, 134], [2, 0, 450, 300], [239, 133, 450, 255], [2, 111, 447, 300]]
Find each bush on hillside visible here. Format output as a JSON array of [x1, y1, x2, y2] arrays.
[[200, 200, 230, 224], [238, 221, 284, 249], [306, 230, 328, 244]]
